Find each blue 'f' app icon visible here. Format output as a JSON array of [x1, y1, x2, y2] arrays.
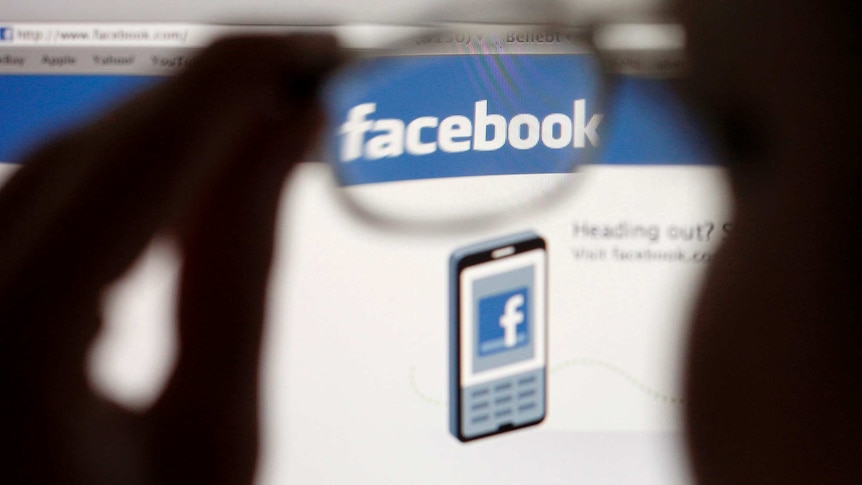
[[477, 287, 530, 357]]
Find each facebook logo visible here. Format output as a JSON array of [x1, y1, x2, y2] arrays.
[[325, 55, 603, 185], [0, 28, 12, 41], [477, 288, 529, 356]]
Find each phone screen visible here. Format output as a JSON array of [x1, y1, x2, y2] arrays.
[[451, 233, 547, 441]]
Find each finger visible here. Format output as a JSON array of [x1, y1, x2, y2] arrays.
[[0, 34, 341, 484], [0, 34, 338, 310], [0, 34, 340, 372], [141, 37, 339, 484], [147, 94, 325, 485]]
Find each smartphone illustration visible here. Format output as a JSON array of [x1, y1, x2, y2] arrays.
[[449, 231, 547, 442]]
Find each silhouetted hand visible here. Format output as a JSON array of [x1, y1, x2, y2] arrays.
[[0, 34, 341, 485]]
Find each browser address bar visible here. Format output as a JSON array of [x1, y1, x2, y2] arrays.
[[0, 24, 259, 47], [0, 23, 438, 50]]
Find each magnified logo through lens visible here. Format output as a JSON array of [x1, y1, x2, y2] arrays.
[[322, 25, 605, 229]]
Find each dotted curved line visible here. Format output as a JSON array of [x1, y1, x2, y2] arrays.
[[409, 360, 685, 407], [408, 366, 444, 407], [551, 359, 685, 405]]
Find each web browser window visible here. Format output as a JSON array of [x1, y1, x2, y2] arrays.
[[0, 21, 731, 485]]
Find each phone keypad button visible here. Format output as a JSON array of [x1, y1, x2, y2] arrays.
[[461, 368, 545, 438]]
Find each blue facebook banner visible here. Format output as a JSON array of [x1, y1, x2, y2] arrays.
[[0, 61, 716, 169], [323, 54, 603, 185], [478, 287, 530, 356], [0, 75, 160, 162]]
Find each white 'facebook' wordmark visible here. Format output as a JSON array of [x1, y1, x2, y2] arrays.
[[339, 100, 603, 162], [499, 294, 525, 348]]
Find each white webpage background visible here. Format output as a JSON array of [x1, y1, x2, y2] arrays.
[[267, 164, 728, 484], [1, 0, 722, 483], [0, 161, 729, 484]]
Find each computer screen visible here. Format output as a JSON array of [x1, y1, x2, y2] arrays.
[[0, 11, 731, 485]]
